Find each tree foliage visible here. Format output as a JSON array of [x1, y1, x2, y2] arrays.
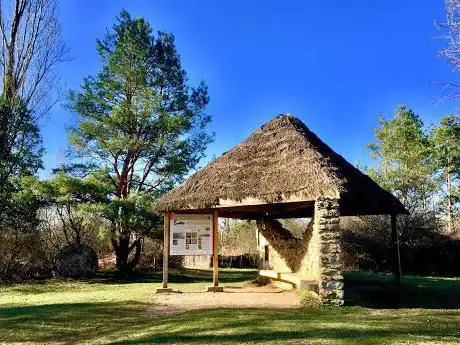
[[0, 97, 42, 182], [220, 219, 257, 256], [366, 106, 437, 212], [68, 10, 212, 273], [0, 0, 66, 225], [366, 106, 460, 237], [432, 115, 460, 231], [0, 0, 68, 281], [40, 172, 111, 245], [0, 174, 44, 280]]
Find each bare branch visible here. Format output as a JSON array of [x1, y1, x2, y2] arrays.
[[0, 0, 68, 117]]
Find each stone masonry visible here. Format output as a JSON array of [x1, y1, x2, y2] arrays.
[[315, 197, 344, 306]]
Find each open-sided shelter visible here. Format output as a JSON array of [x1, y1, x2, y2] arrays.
[[153, 114, 407, 305]]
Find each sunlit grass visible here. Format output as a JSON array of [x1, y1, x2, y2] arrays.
[[0, 269, 459, 345]]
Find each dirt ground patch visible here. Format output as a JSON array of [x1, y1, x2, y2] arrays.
[[151, 285, 301, 315]]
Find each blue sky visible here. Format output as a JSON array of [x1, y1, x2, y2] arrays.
[[40, 0, 455, 178]]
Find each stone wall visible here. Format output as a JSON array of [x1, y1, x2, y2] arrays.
[[55, 244, 98, 278], [256, 198, 344, 305], [315, 197, 344, 306]]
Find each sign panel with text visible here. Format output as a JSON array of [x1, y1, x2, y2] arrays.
[[170, 214, 213, 255]]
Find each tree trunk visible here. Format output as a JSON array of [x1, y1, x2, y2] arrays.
[[391, 214, 401, 284], [113, 235, 142, 274], [446, 168, 453, 234], [422, 192, 427, 214]]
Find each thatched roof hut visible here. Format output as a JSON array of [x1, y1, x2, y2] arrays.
[[154, 114, 407, 218]]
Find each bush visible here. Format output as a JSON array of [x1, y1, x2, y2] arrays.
[[0, 229, 52, 282], [299, 289, 320, 307], [138, 238, 163, 270], [0, 216, 53, 282], [341, 214, 460, 277], [218, 253, 259, 268]]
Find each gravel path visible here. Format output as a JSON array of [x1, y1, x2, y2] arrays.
[[151, 286, 301, 315]]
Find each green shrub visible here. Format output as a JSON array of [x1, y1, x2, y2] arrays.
[[299, 289, 320, 307]]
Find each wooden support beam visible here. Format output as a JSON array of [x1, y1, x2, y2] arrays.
[[162, 212, 171, 288], [207, 209, 223, 292], [391, 213, 402, 284], [171, 200, 315, 220], [212, 209, 219, 287]]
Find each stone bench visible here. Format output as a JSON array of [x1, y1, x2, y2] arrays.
[[259, 270, 318, 292]]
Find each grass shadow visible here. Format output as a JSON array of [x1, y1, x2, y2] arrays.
[[2, 268, 259, 293], [1, 270, 460, 344], [1, 303, 459, 344], [82, 268, 258, 285], [344, 271, 460, 309], [0, 301, 152, 344]]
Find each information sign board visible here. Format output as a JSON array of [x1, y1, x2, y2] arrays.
[[170, 214, 213, 255]]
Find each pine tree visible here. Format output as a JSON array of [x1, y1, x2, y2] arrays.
[[68, 10, 212, 273], [367, 106, 437, 213], [432, 115, 460, 233]]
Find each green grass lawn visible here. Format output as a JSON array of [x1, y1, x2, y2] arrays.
[[1, 269, 459, 345]]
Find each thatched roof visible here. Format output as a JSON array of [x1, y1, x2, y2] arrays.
[[154, 114, 407, 217]]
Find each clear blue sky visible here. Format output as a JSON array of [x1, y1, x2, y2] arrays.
[[40, 0, 455, 178]]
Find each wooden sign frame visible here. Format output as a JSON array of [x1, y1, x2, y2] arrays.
[[158, 210, 221, 292]]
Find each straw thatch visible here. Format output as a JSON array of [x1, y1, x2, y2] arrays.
[[154, 114, 407, 216]]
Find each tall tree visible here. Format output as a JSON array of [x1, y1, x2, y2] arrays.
[[0, 0, 67, 198], [367, 106, 437, 212], [432, 115, 460, 233], [0, 0, 66, 246], [69, 10, 212, 273]]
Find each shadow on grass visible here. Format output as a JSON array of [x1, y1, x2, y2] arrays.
[[3, 268, 259, 295], [1, 302, 459, 345], [0, 301, 152, 344], [5, 269, 459, 310], [344, 271, 460, 309], [82, 268, 259, 285]]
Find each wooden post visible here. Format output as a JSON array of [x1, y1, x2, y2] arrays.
[[207, 209, 223, 292], [157, 212, 172, 293], [212, 209, 219, 287], [391, 213, 402, 284]]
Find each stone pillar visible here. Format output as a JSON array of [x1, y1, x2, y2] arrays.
[[315, 197, 344, 306]]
